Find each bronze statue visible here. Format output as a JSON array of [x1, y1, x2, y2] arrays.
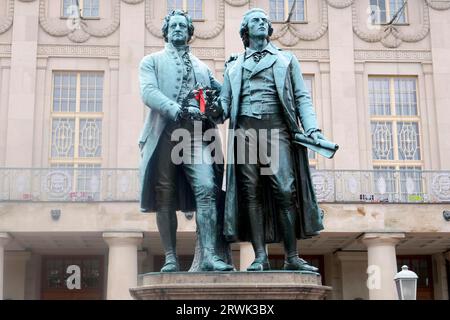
[[219, 8, 333, 272], [138, 10, 233, 272]]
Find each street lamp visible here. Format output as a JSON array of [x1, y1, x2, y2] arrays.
[[394, 265, 418, 300]]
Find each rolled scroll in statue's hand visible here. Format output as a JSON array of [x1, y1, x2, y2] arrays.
[[293, 133, 339, 159]]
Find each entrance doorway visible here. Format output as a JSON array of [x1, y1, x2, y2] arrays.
[[397, 255, 434, 300], [41, 255, 104, 300]]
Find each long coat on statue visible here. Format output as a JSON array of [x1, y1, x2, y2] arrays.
[[138, 43, 223, 213], [220, 43, 324, 243]]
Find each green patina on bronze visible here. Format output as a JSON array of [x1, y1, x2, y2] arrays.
[[219, 8, 335, 272], [138, 10, 233, 272]]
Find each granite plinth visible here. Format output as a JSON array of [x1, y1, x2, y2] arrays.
[[130, 271, 331, 300]]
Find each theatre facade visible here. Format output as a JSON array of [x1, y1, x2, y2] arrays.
[[0, 0, 449, 300]]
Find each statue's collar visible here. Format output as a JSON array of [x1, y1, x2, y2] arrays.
[[165, 42, 190, 56], [244, 42, 278, 59]]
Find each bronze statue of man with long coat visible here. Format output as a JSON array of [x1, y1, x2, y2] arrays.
[[138, 10, 233, 272], [219, 8, 325, 272]]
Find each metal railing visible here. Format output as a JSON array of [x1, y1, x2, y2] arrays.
[[0, 168, 449, 203]]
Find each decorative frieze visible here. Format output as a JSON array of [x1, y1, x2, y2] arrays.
[[0, 44, 11, 57], [354, 49, 432, 61], [144, 46, 225, 59], [289, 49, 330, 60], [37, 45, 119, 58]]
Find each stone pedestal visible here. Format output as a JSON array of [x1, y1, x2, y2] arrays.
[[130, 272, 331, 300]]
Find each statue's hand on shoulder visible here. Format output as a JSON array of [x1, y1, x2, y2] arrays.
[[205, 95, 224, 120]]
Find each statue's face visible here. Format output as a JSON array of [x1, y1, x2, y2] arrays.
[[246, 11, 269, 40], [167, 15, 189, 45]]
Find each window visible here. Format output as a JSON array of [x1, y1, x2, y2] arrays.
[[269, 0, 305, 22], [167, 0, 203, 20], [370, 0, 407, 24], [369, 77, 423, 202], [50, 71, 103, 200], [62, 0, 99, 18]]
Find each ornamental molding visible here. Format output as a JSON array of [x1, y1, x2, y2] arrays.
[[354, 49, 432, 61], [37, 44, 120, 58], [39, 0, 120, 43], [0, 0, 14, 34], [122, 0, 145, 4], [289, 48, 329, 60], [271, 0, 328, 46], [145, 0, 225, 41], [326, 0, 354, 9], [425, 0, 450, 10], [145, 46, 225, 59], [224, 0, 250, 6], [0, 44, 12, 57], [352, 0, 430, 48]]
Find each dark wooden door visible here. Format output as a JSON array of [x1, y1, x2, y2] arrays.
[[41, 255, 104, 300], [397, 255, 434, 300]]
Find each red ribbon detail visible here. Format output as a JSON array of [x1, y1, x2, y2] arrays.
[[194, 89, 206, 113]]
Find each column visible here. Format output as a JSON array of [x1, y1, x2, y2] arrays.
[[239, 242, 254, 271], [319, 62, 333, 170], [4, 251, 31, 300], [5, 0, 39, 166], [432, 253, 449, 300], [103, 232, 143, 300], [421, 63, 439, 169], [0, 233, 11, 300], [428, 8, 450, 169], [362, 233, 405, 300], [324, 253, 343, 300], [0, 59, 11, 166], [116, 1, 145, 167], [335, 251, 368, 300], [327, 4, 360, 169]]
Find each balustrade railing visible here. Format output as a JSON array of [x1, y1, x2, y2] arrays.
[[0, 168, 449, 203]]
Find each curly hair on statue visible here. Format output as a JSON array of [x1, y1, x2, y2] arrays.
[[239, 8, 274, 48], [162, 9, 195, 43]]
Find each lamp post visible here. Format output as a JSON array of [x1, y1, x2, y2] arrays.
[[394, 265, 418, 300]]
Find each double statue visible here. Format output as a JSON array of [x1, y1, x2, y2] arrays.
[[139, 9, 334, 273]]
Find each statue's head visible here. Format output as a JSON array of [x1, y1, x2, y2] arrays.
[[162, 10, 195, 45], [239, 8, 273, 48]]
